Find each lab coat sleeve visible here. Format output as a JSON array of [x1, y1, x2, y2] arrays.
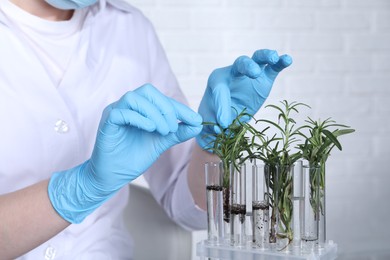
[[139, 16, 207, 231]]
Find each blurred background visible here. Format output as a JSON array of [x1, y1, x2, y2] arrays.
[[126, 0, 390, 259]]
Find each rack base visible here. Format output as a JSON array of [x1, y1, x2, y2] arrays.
[[196, 240, 337, 260]]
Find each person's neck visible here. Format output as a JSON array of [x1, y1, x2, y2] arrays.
[[10, 0, 74, 21]]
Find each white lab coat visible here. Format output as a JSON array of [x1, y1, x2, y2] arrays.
[[0, 1, 206, 259]]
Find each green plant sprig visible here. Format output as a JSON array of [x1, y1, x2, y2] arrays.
[[252, 100, 309, 244], [202, 108, 256, 187], [297, 117, 355, 217], [298, 117, 355, 166], [255, 100, 310, 166]]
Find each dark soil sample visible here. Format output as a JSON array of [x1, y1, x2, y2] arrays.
[[206, 185, 223, 191], [231, 204, 246, 223], [252, 202, 269, 211]]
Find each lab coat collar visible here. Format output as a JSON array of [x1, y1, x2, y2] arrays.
[[101, 0, 135, 13], [107, 0, 135, 12], [77, 0, 133, 27]]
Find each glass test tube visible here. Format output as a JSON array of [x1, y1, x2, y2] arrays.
[[301, 164, 320, 245], [267, 164, 279, 245], [230, 163, 246, 247], [292, 160, 304, 246], [252, 163, 270, 249], [205, 162, 224, 245], [318, 163, 326, 247]]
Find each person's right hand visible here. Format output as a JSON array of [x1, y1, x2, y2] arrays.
[[48, 84, 203, 223]]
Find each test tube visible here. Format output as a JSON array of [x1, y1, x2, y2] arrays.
[[252, 163, 270, 249], [205, 162, 224, 245], [230, 163, 246, 247], [293, 160, 304, 247], [301, 164, 320, 247]]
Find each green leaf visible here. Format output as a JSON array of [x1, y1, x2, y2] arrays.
[[322, 129, 342, 150], [333, 128, 356, 137]]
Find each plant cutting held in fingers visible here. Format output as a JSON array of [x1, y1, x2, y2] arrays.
[[202, 109, 256, 225]]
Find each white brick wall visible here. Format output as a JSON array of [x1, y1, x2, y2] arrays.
[[126, 0, 390, 258]]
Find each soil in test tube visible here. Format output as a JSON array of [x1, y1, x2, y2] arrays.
[[206, 185, 224, 239], [230, 204, 246, 223], [252, 201, 269, 245], [230, 204, 246, 246], [206, 185, 223, 215]]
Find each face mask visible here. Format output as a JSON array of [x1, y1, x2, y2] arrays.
[[45, 0, 98, 10]]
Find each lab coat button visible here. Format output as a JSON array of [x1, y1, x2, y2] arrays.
[[54, 120, 69, 133], [44, 246, 56, 260]]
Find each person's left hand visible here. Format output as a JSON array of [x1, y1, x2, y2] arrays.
[[197, 49, 292, 149]]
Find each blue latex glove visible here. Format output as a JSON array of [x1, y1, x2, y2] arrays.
[[197, 49, 292, 149], [48, 84, 202, 223]]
